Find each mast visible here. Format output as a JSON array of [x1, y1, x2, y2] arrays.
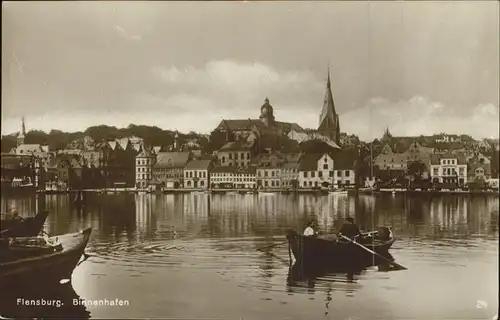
[[370, 142, 373, 178]]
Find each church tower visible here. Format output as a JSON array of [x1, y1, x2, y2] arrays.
[[17, 117, 26, 147], [259, 97, 275, 128], [318, 68, 340, 146]]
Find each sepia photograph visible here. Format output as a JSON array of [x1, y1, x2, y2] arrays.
[[1, 1, 498, 319]]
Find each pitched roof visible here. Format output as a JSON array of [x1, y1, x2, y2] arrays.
[[116, 137, 129, 150], [153, 146, 162, 154], [333, 151, 357, 170], [217, 119, 266, 131], [468, 162, 491, 175], [137, 148, 154, 158], [211, 166, 237, 173], [430, 153, 467, 165], [219, 140, 253, 151], [274, 121, 304, 133], [108, 141, 117, 150], [48, 154, 80, 169], [154, 152, 190, 169], [14, 144, 44, 154], [216, 118, 303, 134], [132, 144, 143, 152], [184, 159, 212, 170], [298, 153, 323, 171], [282, 162, 300, 169]]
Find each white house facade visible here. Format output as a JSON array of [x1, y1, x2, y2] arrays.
[[298, 153, 334, 188], [429, 153, 467, 184]]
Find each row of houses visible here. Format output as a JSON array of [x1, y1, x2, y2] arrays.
[[135, 150, 357, 190], [373, 139, 495, 184]]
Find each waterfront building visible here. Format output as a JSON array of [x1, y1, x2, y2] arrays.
[[234, 167, 257, 189], [256, 165, 281, 189], [217, 140, 253, 168], [429, 153, 467, 184], [135, 148, 155, 189], [152, 152, 191, 189], [298, 153, 334, 188], [183, 159, 212, 189], [210, 166, 237, 189]]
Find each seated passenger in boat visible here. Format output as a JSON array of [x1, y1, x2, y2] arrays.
[[338, 217, 361, 239], [303, 221, 317, 236]]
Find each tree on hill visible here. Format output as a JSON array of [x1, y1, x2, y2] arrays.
[[1, 124, 210, 153]]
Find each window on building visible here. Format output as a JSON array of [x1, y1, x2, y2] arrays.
[[318, 171, 323, 178], [264, 171, 268, 177], [235, 153, 238, 160], [345, 170, 350, 177], [264, 181, 268, 187], [329, 171, 334, 177], [247, 153, 250, 160], [229, 154, 232, 160], [303, 172, 307, 178], [311, 171, 315, 178], [323, 164, 328, 170], [314, 181, 318, 187], [308, 181, 312, 187], [337, 171, 341, 177], [303, 181, 307, 187]]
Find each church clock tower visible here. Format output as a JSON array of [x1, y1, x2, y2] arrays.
[[259, 97, 275, 128]]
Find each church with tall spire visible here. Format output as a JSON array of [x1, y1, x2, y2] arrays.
[[317, 68, 340, 146], [17, 117, 26, 147]]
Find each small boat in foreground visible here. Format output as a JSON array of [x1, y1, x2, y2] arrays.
[[286, 227, 395, 272], [0, 228, 92, 286], [0, 210, 49, 237]]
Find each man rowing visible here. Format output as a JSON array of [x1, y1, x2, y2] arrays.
[[303, 220, 318, 237], [338, 217, 361, 240]]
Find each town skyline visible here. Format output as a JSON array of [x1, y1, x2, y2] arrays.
[[2, 1, 499, 140]]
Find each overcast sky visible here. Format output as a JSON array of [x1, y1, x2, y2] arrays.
[[2, 1, 499, 140]]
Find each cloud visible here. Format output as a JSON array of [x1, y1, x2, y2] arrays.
[[3, 60, 498, 142], [148, 59, 324, 115], [342, 96, 500, 141]]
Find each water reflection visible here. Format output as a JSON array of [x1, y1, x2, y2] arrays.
[[1, 192, 497, 319], [1, 193, 498, 242], [0, 282, 90, 319]]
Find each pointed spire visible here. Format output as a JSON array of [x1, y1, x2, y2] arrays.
[[327, 64, 331, 89], [20, 117, 26, 137]]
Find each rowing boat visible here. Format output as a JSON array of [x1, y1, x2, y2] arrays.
[[0, 228, 92, 286], [286, 227, 396, 272]]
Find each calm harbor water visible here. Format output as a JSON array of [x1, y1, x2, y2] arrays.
[[1, 192, 498, 320]]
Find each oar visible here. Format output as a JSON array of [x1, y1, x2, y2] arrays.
[[339, 234, 407, 270], [256, 240, 288, 252]]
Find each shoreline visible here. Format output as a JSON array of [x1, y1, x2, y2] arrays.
[[23, 188, 499, 196]]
